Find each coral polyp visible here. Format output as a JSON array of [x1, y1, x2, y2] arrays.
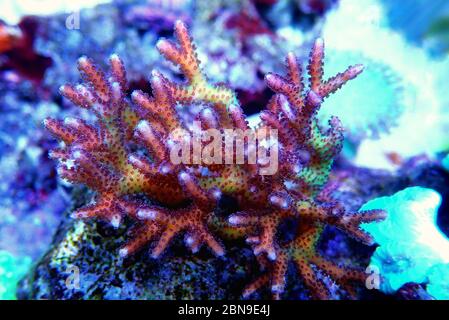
[[44, 20, 386, 299], [318, 50, 406, 139]]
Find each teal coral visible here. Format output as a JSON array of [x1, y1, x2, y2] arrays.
[[0, 250, 32, 300], [427, 263, 449, 299], [360, 187, 449, 298], [319, 50, 405, 139]]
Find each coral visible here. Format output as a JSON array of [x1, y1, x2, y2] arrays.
[[0, 250, 31, 300], [361, 187, 449, 298], [17, 188, 261, 300], [426, 263, 449, 299], [322, 0, 449, 168], [317, 50, 406, 140], [45, 20, 386, 299], [21, 150, 449, 300]]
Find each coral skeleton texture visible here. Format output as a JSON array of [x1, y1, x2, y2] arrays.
[[44, 21, 386, 299]]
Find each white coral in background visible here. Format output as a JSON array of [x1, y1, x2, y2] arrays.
[[322, 0, 449, 170]]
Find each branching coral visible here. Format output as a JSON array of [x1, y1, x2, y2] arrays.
[[45, 20, 386, 299]]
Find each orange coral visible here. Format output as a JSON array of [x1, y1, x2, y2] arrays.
[[45, 21, 386, 299]]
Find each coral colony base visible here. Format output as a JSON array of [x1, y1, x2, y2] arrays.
[[44, 20, 386, 300]]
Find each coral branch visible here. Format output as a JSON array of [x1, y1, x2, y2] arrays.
[[45, 20, 385, 300], [156, 21, 239, 126], [137, 204, 224, 258]]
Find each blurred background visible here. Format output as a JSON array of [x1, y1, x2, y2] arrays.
[[0, 0, 449, 299]]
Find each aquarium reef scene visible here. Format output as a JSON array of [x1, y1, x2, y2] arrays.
[[1, 0, 449, 303]]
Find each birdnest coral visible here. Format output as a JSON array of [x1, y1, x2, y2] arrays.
[[44, 21, 386, 299]]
